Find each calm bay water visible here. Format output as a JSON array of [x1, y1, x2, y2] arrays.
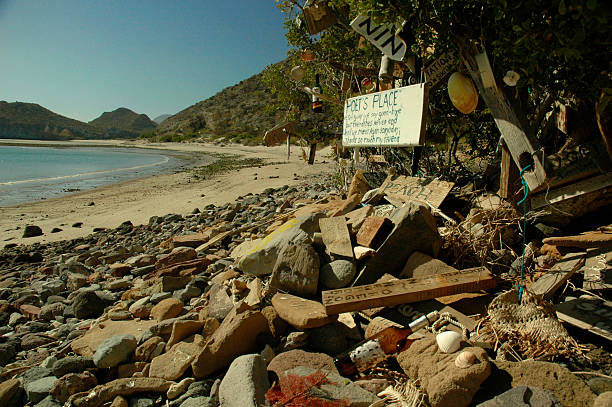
[[0, 145, 182, 206]]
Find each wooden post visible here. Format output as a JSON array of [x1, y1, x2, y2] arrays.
[[287, 135, 291, 161], [498, 140, 520, 201], [308, 143, 317, 165]]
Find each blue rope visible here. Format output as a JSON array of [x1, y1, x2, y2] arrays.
[[517, 164, 532, 302]]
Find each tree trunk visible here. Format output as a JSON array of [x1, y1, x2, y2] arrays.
[[308, 143, 317, 165]]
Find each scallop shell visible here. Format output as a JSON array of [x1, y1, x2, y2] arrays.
[[455, 350, 477, 368], [436, 331, 462, 353]]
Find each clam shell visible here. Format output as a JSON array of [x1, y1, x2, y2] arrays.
[[455, 350, 477, 368], [436, 331, 462, 353]]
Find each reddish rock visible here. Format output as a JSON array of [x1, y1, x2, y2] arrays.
[[19, 304, 41, 320], [150, 336, 205, 381], [267, 349, 339, 378], [271, 293, 336, 329], [155, 247, 197, 270], [133, 336, 164, 362], [109, 263, 133, 277], [165, 320, 204, 351], [117, 362, 148, 378], [149, 298, 184, 321], [50, 372, 98, 403]]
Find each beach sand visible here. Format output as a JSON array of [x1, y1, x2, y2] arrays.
[[1, 139, 335, 246]]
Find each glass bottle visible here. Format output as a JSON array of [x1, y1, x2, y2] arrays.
[[334, 311, 437, 377], [312, 73, 323, 113]]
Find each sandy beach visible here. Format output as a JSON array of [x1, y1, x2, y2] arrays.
[[1, 139, 334, 246]]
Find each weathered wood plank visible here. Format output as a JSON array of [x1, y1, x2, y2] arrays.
[[322, 267, 496, 314], [355, 216, 393, 249], [498, 141, 520, 201], [530, 252, 586, 299], [582, 248, 612, 291], [531, 173, 612, 210], [377, 175, 454, 208], [556, 298, 612, 342], [319, 216, 354, 258]]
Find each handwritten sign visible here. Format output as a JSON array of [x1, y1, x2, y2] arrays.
[[342, 84, 428, 147], [424, 51, 456, 88], [263, 121, 294, 146], [322, 267, 495, 314], [556, 298, 612, 342], [350, 15, 406, 61], [378, 175, 454, 208]]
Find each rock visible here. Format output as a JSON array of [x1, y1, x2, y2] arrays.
[[24, 225, 43, 237], [134, 336, 164, 362], [320, 260, 357, 289], [219, 354, 270, 407], [72, 291, 107, 319], [117, 362, 147, 378], [269, 242, 319, 296], [175, 285, 201, 302], [93, 334, 138, 368], [110, 395, 129, 407], [66, 273, 88, 291], [68, 377, 173, 407], [237, 214, 320, 276], [308, 322, 349, 356], [34, 395, 62, 407], [476, 385, 562, 407], [192, 309, 270, 378], [150, 292, 172, 304], [399, 251, 458, 278], [21, 333, 55, 350], [171, 234, 209, 249], [149, 298, 184, 321], [52, 356, 95, 377], [397, 335, 491, 407], [50, 372, 98, 403], [207, 283, 234, 320], [594, 392, 612, 407], [179, 397, 214, 407], [129, 296, 152, 319], [156, 247, 197, 270], [26, 376, 58, 404], [271, 293, 336, 329], [39, 302, 65, 321], [128, 397, 155, 407], [109, 310, 132, 320], [280, 366, 380, 406], [167, 378, 195, 400], [267, 349, 339, 379], [354, 202, 441, 285], [150, 336, 205, 380], [588, 377, 612, 395], [0, 379, 21, 406], [166, 320, 204, 351], [486, 360, 597, 407]]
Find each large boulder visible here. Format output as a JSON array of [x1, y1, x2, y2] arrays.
[[72, 291, 108, 319], [269, 242, 319, 296], [219, 354, 270, 407]]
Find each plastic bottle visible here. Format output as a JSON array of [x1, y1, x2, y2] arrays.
[[334, 311, 437, 377]]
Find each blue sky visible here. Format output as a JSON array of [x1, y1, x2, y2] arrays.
[[0, 0, 289, 122]]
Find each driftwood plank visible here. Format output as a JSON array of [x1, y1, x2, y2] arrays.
[[377, 175, 454, 208], [530, 252, 586, 299], [322, 267, 495, 314], [556, 298, 612, 342], [319, 216, 353, 258], [582, 248, 612, 291]]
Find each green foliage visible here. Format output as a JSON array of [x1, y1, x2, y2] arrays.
[[192, 155, 265, 179]]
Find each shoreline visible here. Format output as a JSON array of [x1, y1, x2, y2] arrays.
[[0, 139, 335, 246]]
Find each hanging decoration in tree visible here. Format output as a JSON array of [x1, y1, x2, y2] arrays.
[[301, 49, 315, 62], [447, 72, 478, 114], [361, 77, 376, 93], [312, 73, 323, 113], [503, 70, 520, 86], [290, 65, 305, 81]]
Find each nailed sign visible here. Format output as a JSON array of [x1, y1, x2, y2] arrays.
[[342, 84, 428, 147], [378, 175, 454, 208], [423, 51, 457, 88], [350, 15, 406, 61]]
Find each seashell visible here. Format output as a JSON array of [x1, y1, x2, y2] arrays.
[[503, 70, 520, 86], [448, 72, 478, 114], [436, 330, 462, 353], [455, 350, 477, 368], [290, 65, 305, 81]]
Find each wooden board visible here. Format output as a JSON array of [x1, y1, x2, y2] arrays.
[[355, 216, 393, 249], [530, 173, 612, 210], [423, 51, 457, 89], [498, 141, 519, 201], [263, 121, 294, 146], [319, 216, 354, 258], [530, 252, 586, 299], [322, 267, 495, 314], [582, 248, 612, 291], [349, 15, 406, 61], [378, 175, 454, 208], [303, 1, 337, 36], [556, 298, 612, 342]]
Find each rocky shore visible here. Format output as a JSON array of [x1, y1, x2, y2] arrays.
[[0, 170, 610, 407]]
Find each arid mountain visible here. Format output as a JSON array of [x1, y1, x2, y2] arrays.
[[155, 71, 282, 137], [89, 107, 157, 134], [0, 101, 110, 140], [153, 114, 171, 124]]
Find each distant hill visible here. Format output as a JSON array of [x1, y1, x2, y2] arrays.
[[155, 70, 283, 138], [89, 107, 157, 134], [153, 114, 171, 124], [0, 101, 115, 140]]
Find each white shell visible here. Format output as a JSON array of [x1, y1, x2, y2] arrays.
[[290, 65, 305, 81], [454, 350, 477, 368], [503, 70, 520, 86], [436, 331, 462, 353]]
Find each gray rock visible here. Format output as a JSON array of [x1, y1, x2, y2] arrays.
[[25, 376, 57, 404], [23, 225, 43, 238], [320, 260, 356, 289], [52, 356, 95, 378], [179, 397, 214, 407], [39, 280, 65, 301], [65, 272, 88, 291], [207, 284, 234, 320], [93, 334, 137, 368], [284, 366, 379, 406], [476, 385, 562, 407], [129, 397, 155, 407], [150, 292, 172, 304], [269, 242, 319, 296], [219, 354, 270, 407], [589, 377, 612, 395], [237, 213, 321, 276], [34, 395, 62, 407], [21, 367, 54, 386], [307, 323, 348, 356], [176, 285, 201, 302], [39, 303, 65, 321], [72, 291, 107, 319]]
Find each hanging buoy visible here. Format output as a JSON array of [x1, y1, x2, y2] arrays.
[[290, 65, 305, 81], [448, 72, 478, 114], [503, 70, 520, 86], [301, 49, 315, 62], [378, 55, 394, 84]]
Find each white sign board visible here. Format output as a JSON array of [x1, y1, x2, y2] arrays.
[[342, 84, 428, 147], [350, 15, 406, 61]]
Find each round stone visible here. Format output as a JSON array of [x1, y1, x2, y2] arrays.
[[319, 260, 356, 289]]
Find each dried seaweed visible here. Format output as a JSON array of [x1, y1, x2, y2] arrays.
[[266, 370, 350, 407]]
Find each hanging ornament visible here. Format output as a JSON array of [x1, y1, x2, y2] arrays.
[[290, 65, 305, 81], [312, 73, 323, 113], [448, 72, 478, 114], [361, 77, 376, 93], [503, 70, 520, 86], [301, 49, 315, 62]]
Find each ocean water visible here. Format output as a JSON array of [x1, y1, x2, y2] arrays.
[[0, 145, 183, 206]]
